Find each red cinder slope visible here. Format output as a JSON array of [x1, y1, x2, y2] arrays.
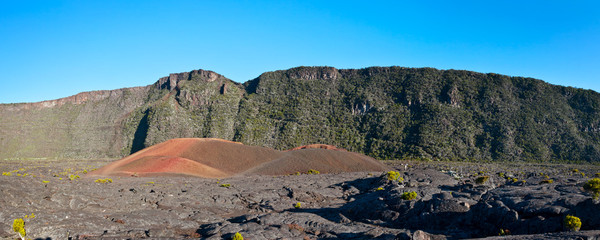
[[88, 138, 388, 178]]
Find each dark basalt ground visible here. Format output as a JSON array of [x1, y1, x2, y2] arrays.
[[1, 159, 600, 239]]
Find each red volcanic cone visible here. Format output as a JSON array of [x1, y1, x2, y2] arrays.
[[88, 138, 388, 178]]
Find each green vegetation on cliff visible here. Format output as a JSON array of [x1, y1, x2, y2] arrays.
[[234, 67, 600, 162], [1, 67, 599, 162]]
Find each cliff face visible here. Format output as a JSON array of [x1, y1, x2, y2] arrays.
[[1, 67, 599, 162], [0, 86, 152, 158], [0, 69, 240, 159]]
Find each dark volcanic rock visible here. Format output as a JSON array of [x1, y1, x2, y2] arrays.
[[1, 160, 600, 239]]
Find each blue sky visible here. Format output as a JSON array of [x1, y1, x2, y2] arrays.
[[1, 1, 599, 103]]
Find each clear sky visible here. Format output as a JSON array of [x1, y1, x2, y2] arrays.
[[1, 1, 599, 103]]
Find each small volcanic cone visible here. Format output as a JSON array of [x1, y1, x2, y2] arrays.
[[88, 138, 388, 178], [242, 147, 387, 176]]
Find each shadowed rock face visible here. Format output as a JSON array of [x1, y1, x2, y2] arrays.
[[88, 138, 389, 178]]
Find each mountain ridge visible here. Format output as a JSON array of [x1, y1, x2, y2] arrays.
[[1, 66, 599, 162]]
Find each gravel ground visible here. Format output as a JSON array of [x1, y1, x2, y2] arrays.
[[1, 159, 600, 239]]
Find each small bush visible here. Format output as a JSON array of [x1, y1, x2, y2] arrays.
[[95, 178, 113, 183], [2, 172, 12, 176], [69, 174, 80, 181], [220, 183, 231, 188], [540, 179, 554, 184], [583, 178, 600, 199], [475, 176, 489, 184], [375, 187, 384, 191], [294, 202, 301, 208], [498, 228, 511, 236], [385, 171, 403, 182], [307, 169, 320, 175], [564, 215, 581, 231], [232, 232, 243, 240], [401, 191, 417, 200], [12, 218, 26, 240]]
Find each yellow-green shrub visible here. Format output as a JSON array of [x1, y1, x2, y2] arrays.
[[498, 228, 510, 236], [232, 232, 243, 240], [475, 176, 489, 184], [95, 178, 113, 183], [584, 178, 600, 200], [307, 169, 320, 175], [220, 183, 231, 188], [401, 191, 417, 200], [384, 171, 403, 182], [540, 179, 554, 184], [564, 215, 581, 231], [294, 202, 301, 208], [12, 218, 26, 239]]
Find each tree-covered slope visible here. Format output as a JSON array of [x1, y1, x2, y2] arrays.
[[235, 67, 600, 162], [1, 66, 599, 162]]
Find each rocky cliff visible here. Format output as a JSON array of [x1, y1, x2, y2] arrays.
[[1, 67, 599, 162]]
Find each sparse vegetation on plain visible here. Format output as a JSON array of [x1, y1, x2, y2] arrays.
[[1, 159, 600, 239], [95, 178, 113, 183]]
